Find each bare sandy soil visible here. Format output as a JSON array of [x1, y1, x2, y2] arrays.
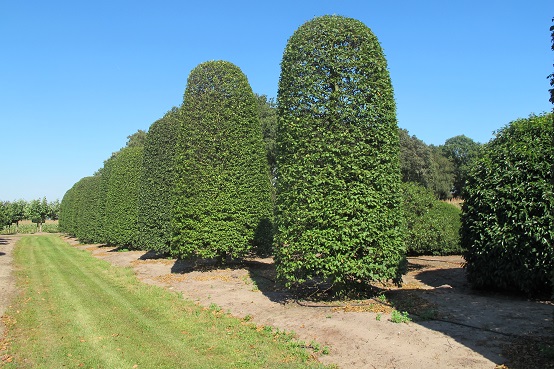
[[0, 235, 19, 339], [63, 237, 552, 369], [1, 235, 552, 368]]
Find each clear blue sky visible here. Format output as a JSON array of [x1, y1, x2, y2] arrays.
[[1, 0, 552, 201]]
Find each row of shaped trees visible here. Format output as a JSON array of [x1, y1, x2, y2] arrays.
[[60, 15, 553, 296], [61, 61, 274, 264], [60, 16, 409, 293]]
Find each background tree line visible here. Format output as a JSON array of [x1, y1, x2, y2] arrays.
[[0, 197, 60, 233]]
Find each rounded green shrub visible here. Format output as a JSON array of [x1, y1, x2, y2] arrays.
[[461, 112, 554, 295], [172, 60, 274, 260], [275, 15, 405, 290], [401, 182, 461, 255], [138, 107, 180, 253], [103, 145, 144, 248]]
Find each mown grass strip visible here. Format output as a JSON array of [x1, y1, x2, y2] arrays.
[[2, 235, 328, 368]]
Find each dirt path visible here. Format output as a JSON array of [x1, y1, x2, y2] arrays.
[[66, 238, 553, 369], [0, 235, 19, 338]]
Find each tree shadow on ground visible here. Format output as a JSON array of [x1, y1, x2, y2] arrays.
[[0, 252, 5, 256], [149, 251, 553, 368], [163, 255, 292, 304], [385, 259, 554, 368], [245, 255, 553, 368]]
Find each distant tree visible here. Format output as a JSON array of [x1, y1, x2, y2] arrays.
[[275, 15, 405, 292], [0, 202, 10, 228], [442, 135, 481, 197], [461, 112, 554, 295], [427, 145, 455, 200], [172, 60, 274, 261], [8, 199, 27, 229], [48, 199, 60, 220], [27, 197, 50, 232], [138, 107, 180, 253], [398, 128, 433, 187], [104, 146, 144, 248]]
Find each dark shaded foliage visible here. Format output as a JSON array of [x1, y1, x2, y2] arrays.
[[461, 113, 554, 295]]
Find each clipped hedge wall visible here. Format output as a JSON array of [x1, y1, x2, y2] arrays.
[[275, 15, 405, 290], [72, 175, 104, 243], [103, 146, 144, 248], [59, 185, 77, 236], [401, 182, 461, 255], [137, 107, 180, 253], [172, 60, 274, 260], [461, 113, 554, 295]]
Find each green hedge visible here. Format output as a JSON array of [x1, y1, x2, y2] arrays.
[[59, 185, 77, 236], [72, 176, 104, 243], [103, 146, 144, 248], [401, 182, 461, 255], [461, 113, 554, 295], [172, 60, 274, 260], [275, 15, 405, 291], [137, 108, 180, 253]]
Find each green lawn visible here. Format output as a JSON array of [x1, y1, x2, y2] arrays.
[[1, 235, 328, 368]]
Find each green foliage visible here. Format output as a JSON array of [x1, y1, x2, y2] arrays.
[[8, 199, 27, 227], [48, 199, 60, 221], [26, 197, 50, 231], [275, 15, 405, 291], [547, 18, 554, 104], [138, 107, 181, 253], [104, 146, 144, 248], [59, 176, 104, 242], [461, 113, 554, 295], [442, 135, 481, 196], [59, 187, 76, 235], [390, 310, 411, 323], [427, 145, 455, 200], [172, 60, 274, 260], [398, 128, 433, 187], [401, 182, 462, 255], [0, 201, 11, 228], [77, 176, 105, 243], [256, 94, 278, 184]]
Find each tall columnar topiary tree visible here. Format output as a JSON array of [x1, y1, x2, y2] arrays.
[[103, 145, 144, 248], [138, 107, 180, 253], [172, 60, 274, 260], [275, 15, 405, 291], [72, 175, 105, 243], [461, 113, 554, 295], [59, 186, 77, 236]]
